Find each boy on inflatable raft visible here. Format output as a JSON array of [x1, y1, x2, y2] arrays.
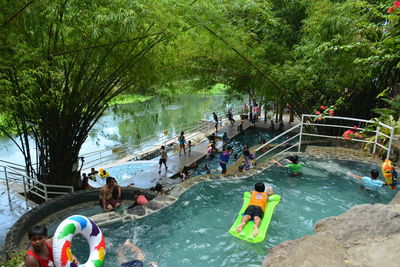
[[236, 182, 275, 237]]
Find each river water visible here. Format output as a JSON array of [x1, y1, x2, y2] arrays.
[[0, 94, 237, 166]]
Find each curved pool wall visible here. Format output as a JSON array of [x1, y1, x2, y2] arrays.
[[5, 187, 157, 252], [4, 127, 277, 252], [6, 147, 400, 261], [5, 148, 278, 253]]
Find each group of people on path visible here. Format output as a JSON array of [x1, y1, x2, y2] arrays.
[[212, 109, 240, 133], [268, 120, 284, 132]]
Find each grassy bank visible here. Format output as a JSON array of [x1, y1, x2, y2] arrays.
[[110, 94, 152, 105], [111, 83, 227, 105]]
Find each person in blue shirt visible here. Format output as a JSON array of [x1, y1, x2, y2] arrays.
[[220, 145, 232, 174], [347, 169, 386, 191]]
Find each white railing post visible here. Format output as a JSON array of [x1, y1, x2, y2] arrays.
[[298, 114, 304, 152], [387, 125, 395, 160], [22, 175, 28, 209], [4, 166, 13, 211], [44, 185, 48, 201], [372, 125, 380, 155]]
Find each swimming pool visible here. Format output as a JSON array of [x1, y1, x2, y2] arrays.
[[191, 127, 293, 176], [96, 162, 158, 187], [70, 156, 397, 266]]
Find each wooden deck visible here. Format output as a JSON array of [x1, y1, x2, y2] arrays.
[[89, 113, 300, 188]]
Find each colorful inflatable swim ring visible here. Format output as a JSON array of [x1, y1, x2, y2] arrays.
[[382, 159, 398, 190], [98, 168, 109, 179], [53, 215, 106, 267]]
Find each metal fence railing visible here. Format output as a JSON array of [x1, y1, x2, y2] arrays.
[[0, 166, 74, 210], [255, 114, 394, 161]]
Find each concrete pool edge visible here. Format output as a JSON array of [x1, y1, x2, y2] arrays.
[[3, 149, 280, 253], [4, 187, 158, 252]]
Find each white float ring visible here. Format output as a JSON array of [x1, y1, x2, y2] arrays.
[[52, 215, 106, 267]]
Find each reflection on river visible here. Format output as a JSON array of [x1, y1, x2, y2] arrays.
[[0, 94, 238, 165]]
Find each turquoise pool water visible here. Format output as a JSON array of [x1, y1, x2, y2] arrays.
[[71, 157, 397, 266], [100, 162, 157, 186], [192, 127, 294, 176]]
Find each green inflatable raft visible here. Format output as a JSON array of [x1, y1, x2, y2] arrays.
[[228, 192, 281, 243]]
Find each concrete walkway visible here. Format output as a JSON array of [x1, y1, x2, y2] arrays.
[[88, 113, 300, 189], [115, 119, 253, 188]]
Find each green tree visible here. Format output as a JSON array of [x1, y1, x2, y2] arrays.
[[0, 0, 187, 187], [271, 0, 384, 119]]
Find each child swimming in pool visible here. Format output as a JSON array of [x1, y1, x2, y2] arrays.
[[271, 155, 302, 175], [118, 239, 157, 267], [347, 169, 387, 191], [236, 182, 275, 237], [235, 160, 246, 173]]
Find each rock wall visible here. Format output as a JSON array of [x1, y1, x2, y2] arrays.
[[263, 191, 400, 267]]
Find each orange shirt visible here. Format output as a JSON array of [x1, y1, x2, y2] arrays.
[[248, 191, 267, 212]]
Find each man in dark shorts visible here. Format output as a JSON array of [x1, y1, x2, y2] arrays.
[[236, 182, 275, 236], [213, 112, 219, 132], [158, 145, 168, 174], [227, 110, 235, 125], [99, 177, 121, 212]]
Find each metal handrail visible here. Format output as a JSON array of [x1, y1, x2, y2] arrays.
[[301, 114, 394, 158], [2, 166, 74, 209], [0, 159, 26, 169], [255, 124, 301, 157], [255, 114, 394, 161]]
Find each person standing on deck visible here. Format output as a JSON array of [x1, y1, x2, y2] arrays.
[[253, 104, 259, 120], [213, 112, 219, 133], [237, 120, 244, 132], [178, 131, 186, 156], [159, 145, 168, 174], [227, 110, 235, 126], [222, 132, 229, 150], [220, 145, 233, 174], [188, 140, 192, 157]]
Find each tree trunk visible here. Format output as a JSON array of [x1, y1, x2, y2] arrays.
[[290, 107, 294, 124], [264, 100, 268, 122]]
